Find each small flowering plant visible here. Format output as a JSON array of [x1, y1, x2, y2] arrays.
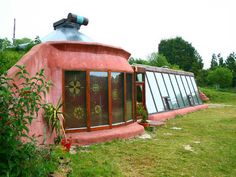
[[61, 139, 72, 151]]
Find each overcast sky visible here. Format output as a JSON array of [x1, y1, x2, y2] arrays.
[[0, 0, 235, 68]]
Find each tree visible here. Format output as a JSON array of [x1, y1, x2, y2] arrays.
[[225, 52, 236, 86], [0, 49, 26, 74], [14, 37, 32, 46], [210, 53, 218, 70], [128, 57, 149, 65], [0, 38, 12, 51], [196, 69, 209, 86], [207, 67, 233, 88], [0, 37, 41, 74], [225, 52, 236, 72], [217, 53, 225, 67], [158, 37, 203, 75], [147, 52, 170, 67]]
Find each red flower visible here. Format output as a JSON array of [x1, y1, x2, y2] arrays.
[[61, 139, 72, 151]]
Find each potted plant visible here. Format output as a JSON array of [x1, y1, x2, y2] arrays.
[[136, 103, 149, 127]]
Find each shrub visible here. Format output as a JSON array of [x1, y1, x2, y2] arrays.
[[136, 104, 148, 123], [0, 50, 26, 74], [207, 67, 233, 88], [0, 65, 55, 176]]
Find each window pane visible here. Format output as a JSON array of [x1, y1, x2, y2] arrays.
[[154, 72, 168, 97], [162, 73, 178, 109], [181, 75, 191, 95], [136, 85, 143, 104], [111, 72, 124, 124], [64, 71, 86, 129], [190, 77, 202, 104], [90, 72, 109, 126], [146, 72, 165, 112], [126, 73, 133, 121], [136, 73, 143, 82], [176, 75, 189, 106], [186, 76, 199, 105], [145, 75, 157, 114], [170, 74, 185, 108]]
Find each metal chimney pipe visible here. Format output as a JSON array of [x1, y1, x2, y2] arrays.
[[67, 13, 89, 26]]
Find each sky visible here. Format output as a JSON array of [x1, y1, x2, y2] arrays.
[[0, 0, 235, 69]]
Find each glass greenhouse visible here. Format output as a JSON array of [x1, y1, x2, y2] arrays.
[[133, 64, 202, 115]]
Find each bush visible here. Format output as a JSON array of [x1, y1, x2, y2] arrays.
[[136, 104, 148, 123], [207, 67, 233, 88], [0, 65, 55, 176], [0, 50, 26, 74]]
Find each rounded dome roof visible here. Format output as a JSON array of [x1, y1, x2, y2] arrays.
[[41, 27, 93, 42]]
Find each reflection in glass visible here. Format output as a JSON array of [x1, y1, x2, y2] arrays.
[[176, 75, 189, 106], [186, 76, 199, 105], [136, 73, 143, 82], [162, 73, 178, 109], [64, 71, 86, 129], [126, 73, 133, 121], [145, 75, 157, 114], [146, 72, 165, 112], [90, 72, 109, 126], [154, 73, 168, 97], [170, 74, 185, 108], [136, 85, 143, 104], [111, 72, 124, 124], [190, 77, 202, 104], [181, 75, 191, 95]]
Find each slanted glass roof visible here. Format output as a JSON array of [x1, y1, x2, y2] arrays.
[[133, 64, 202, 114]]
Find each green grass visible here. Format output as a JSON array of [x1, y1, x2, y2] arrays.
[[200, 87, 236, 104], [52, 88, 236, 177]]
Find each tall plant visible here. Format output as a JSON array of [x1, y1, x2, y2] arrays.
[[43, 97, 66, 142], [0, 65, 52, 176]]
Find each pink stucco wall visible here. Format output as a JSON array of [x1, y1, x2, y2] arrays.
[[7, 41, 132, 144]]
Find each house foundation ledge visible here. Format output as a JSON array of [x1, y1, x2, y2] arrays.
[[66, 122, 144, 146], [148, 104, 208, 122]]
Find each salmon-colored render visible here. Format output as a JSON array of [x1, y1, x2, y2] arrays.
[[8, 41, 144, 144]]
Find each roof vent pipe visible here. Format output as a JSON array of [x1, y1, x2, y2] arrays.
[[53, 13, 89, 30]]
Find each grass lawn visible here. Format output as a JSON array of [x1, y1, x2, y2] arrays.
[[52, 88, 236, 177]]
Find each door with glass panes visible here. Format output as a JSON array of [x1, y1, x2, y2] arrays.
[[135, 72, 146, 118]]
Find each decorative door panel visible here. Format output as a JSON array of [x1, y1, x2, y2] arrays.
[[64, 71, 86, 129], [90, 72, 109, 126]]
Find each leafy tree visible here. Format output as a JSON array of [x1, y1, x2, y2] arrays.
[[128, 57, 149, 65], [158, 37, 203, 75], [207, 67, 233, 88], [225, 52, 236, 72], [210, 53, 218, 70], [225, 52, 236, 86], [217, 53, 225, 67], [0, 36, 41, 74], [0, 38, 12, 51], [196, 69, 209, 86], [14, 37, 32, 46], [147, 52, 170, 67], [0, 49, 26, 74]]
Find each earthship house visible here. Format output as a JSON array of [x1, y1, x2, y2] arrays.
[[8, 13, 207, 145]]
